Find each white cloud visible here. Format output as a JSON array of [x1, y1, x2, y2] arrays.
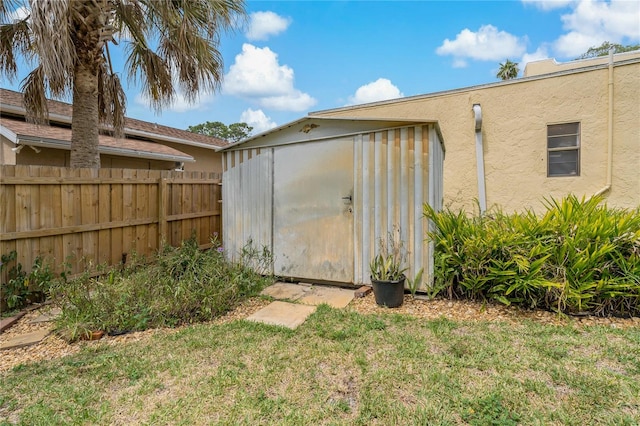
[[223, 43, 317, 112], [521, 46, 550, 67], [553, 0, 640, 57], [134, 90, 214, 113], [346, 78, 404, 106], [240, 108, 277, 134], [246, 11, 291, 41], [521, 0, 575, 11], [8, 6, 29, 21], [436, 25, 527, 66]]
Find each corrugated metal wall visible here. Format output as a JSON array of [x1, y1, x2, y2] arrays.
[[223, 123, 444, 288], [222, 148, 273, 268], [352, 125, 442, 288]]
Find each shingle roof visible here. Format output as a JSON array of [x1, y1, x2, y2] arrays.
[[0, 88, 228, 148], [1, 116, 194, 162]]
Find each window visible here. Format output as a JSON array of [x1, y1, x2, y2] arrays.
[[547, 122, 580, 177]]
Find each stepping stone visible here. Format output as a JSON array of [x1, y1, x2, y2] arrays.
[[1, 329, 50, 350], [0, 312, 26, 333], [246, 301, 316, 330], [261, 282, 311, 301], [298, 286, 354, 309], [29, 308, 62, 324]]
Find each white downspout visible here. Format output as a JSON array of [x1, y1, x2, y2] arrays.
[[594, 48, 615, 197], [472, 104, 487, 213]]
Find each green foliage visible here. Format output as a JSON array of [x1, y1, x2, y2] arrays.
[[1, 252, 55, 310], [187, 121, 253, 142], [369, 229, 408, 281], [425, 195, 640, 317], [496, 59, 519, 80], [577, 41, 640, 59], [51, 237, 274, 341], [406, 268, 424, 298]]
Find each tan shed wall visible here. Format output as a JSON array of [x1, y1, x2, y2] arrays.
[[314, 62, 640, 213]]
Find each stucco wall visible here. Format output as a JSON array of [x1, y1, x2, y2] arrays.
[[0, 136, 16, 165], [313, 61, 640, 213], [160, 142, 223, 174]]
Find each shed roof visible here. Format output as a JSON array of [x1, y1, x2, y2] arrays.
[[222, 116, 443, 151], [1, 116, 194, 163]]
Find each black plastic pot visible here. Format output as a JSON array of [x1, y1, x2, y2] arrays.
[[371, 276, 406, 308]]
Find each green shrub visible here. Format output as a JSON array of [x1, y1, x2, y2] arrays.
[[424, 195, 640, 317], [51, 237, 274, 341], [1, 252, 55, 311]]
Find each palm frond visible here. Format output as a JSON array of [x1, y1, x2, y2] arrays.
[[98, 62, 126, 137], [29, 0, 74, 97], [20, 64, 49, 124], [0, 17, 31, 78]]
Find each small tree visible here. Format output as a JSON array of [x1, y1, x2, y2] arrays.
[[187, 121, 253, 143], [577, 41, 640, 59], [0, 0, 246, 168], [496, 59, 519, 80]]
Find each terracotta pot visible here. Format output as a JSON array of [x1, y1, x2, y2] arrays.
[[82, 330, 105, 341]]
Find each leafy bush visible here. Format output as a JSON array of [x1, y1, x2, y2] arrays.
[[424, 195, 640, 317], [1, 252, 54, 311], [51, 237, 274, 341]]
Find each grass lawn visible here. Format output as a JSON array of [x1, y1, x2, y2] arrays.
[[1, 303, 639, 425]]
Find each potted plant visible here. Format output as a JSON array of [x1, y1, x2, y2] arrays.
[[369, 231, 408, 308]]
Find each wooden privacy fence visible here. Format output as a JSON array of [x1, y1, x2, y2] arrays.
[[0, 165, 222, 279]]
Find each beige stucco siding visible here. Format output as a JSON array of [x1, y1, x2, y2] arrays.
[[314, 62, 639, 212], [159, 142, 223, 174]]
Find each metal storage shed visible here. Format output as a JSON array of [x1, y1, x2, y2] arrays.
[[222, 117, 444, 289]]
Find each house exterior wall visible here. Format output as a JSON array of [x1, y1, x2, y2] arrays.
[[160, 142, 223, 174], [313, 60, 640, 213], [6, 144, 175, 170], [1, 136, 16, 165]]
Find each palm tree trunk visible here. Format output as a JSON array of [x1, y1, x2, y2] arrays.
[[70, 60, 101, 168]]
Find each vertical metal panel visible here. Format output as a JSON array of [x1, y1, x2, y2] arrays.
[[222, 148, 273, 270], [413, 126, 424, 284], [353, 125, 441, 287], [374, 132, 383, 251], [386, 130, 395, 237], [353, 135, 363, 284], [361, 133, 371, 283], [399, 128, 410, 251]]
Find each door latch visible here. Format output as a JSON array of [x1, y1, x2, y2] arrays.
[[342, 195, 352, 202]]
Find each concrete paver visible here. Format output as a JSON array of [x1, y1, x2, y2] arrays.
[[297, 286, 354, 309], [29, 308, 62, 324], [1, 329, 50, 350], [253, 282, 356, 329], [246, 301, 317, 330], [260, 282, 311, 301]]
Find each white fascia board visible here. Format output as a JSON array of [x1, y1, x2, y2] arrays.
[[0, 124, 18, 144], [16, 135, 195, 163]]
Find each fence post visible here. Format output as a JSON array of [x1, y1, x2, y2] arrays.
[[158, 177, 168, 244]]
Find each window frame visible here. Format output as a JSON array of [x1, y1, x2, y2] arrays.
[[547, 122, 581, 177]]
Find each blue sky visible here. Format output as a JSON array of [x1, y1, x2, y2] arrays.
[[3, 0, 639, 135]]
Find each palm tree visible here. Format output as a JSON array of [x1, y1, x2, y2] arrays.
[[496, 59, 519, 80], [0, 0, 245, 168]]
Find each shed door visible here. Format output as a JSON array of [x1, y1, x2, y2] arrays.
[[273, 138, 354, 283]]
